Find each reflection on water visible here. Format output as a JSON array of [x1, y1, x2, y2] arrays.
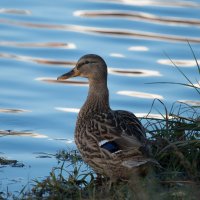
[[36, 77, 88, 86], [179, 100, 200, 107], [0, 108, 30, 113], [135, 113, 169, 119], [54, 107, 170, 120], [128, 46, 149, 51], [55, 107, 80, 113], [194, 82, 200, 88], [117, 90, 163, 99], [0, 53, 76, 66], [74, 10, 200, 27], [0, 8, 31, 15], [157, 59, 200, 67], [34, 153, 53, 159], [0, 41, 76, 49], [94, 0, 200, 8], [109, 68, 162, 77], [109, 53, 125, 58], [1, 0, 200, 195], [69, 25, 200, 43], [54, 107, 171, 120], [0, 130, 73, 144], [0, 130, 48, 138], [0, 53, 161, 79], [1, 18, 200, 43], [49, 138, 74, 144]]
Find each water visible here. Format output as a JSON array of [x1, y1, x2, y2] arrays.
[[0, 0, 200, 195]]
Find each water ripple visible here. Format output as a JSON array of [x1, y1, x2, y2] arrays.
[[0, 8, 31, 15], [36, 77, 88, 86], [109, 68, 162, 77], [194, 82, 200, 89], [157, 59, 200, 67], [0, 52, 161, 77], [93, 0, 200, 8], [0, 130, 48, 138], [0, 41, 76, 49], [55, 107, 80, 113], [128, 46, 149, 51], [117, 90, 163, 99], [0, 108, 31, 113], [74, 10, 200, 27], [178, 100, 200, 107], [55, 109, 173, 119], [135, 113, 171, 119], [1, 18, 200, 43], [109, 53, 125, 58], [0, 53, 75, 66]]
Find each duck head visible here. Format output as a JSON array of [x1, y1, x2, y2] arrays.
[[57, 54, 107, 81]]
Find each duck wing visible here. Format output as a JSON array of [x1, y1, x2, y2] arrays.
[[114, 110, 146, 142], [90, 110, 148, 154]]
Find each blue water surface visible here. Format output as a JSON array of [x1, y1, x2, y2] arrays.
[[0, 0, 200, 194]]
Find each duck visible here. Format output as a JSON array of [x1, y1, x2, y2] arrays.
[[57, 54, 153, 181]]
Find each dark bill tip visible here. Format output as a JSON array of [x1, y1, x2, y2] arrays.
[[57, 70, 75, 80]]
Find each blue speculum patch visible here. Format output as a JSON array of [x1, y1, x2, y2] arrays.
[[100, 141, 120, 153]]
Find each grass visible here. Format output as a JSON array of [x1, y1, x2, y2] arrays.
[[1, 46, 200, 199], [18, 100, 199, 199], [17, 82, 200, 198], [143, 44, 200, 191], [144, 100, 200, 180], [13, 146, 200, 200]]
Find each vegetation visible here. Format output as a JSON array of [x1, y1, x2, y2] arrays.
[[1, 46, 200, 199], [145, 100, 200, 181], [14, 100, 199, 200]]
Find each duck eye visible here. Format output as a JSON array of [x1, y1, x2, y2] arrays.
[[77, 60, 90, 69], [77, 60, 90, 70]]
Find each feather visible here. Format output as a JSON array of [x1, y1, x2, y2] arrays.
[[58, 54, 156, 181], [100, 140, 120, 153]]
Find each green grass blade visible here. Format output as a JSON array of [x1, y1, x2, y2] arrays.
[[163, 52, 200, 95], [187, 41, 200, 74], [147, 81, 199, 89]]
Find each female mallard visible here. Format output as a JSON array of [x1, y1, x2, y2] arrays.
[[58, 54, 152, 181]]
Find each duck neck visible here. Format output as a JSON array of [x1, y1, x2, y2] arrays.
[[81, 78, 110, 115]]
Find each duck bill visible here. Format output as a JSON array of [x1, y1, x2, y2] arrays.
[[57, 69, 79, 80]]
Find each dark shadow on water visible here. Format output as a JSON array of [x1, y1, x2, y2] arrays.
[[33, 152, 53, 159], [0, 156, 24, 168], [0, 157, 17, 167]]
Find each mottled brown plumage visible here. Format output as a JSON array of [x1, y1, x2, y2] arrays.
[[58, 54, 153, 181]]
